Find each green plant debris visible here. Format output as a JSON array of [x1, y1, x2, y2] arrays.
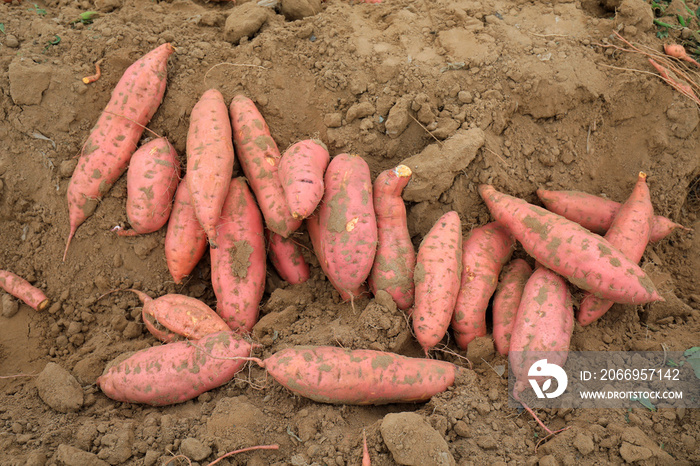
[[631, 395, 657, 411], [684, 347, 700, 379], [28, 4, 47, 16], [71, 11, 99, 25], [0, 24, 5, 35]]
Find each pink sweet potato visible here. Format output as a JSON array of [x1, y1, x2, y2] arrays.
[[0, 270, 49, 311], [117, 137, 180, 236], [229, 94, 302, 237], [123, 289, 230, 343], [536, 188, 689, 242], [278, 139, 330, 219], [368, 165, 416, 311], [266, 229, 310, 285], [64, 43, 174, 261], [509, 266, 574, 433], [451, 222, 515, 349], [259, 346, 458, 405], [186, 89, 236, 249], [578, 173, 654, 326], [306, 212, 366, 301], [317, 154, 377, 301], [492, 259, 532, 356], [412, 211, 462, 355], [164, 174, 209, 284], [478, 184, 662, 305], [210, 177, 266, 333], [96, 331, 253, 406]]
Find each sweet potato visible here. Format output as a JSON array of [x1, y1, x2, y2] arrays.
[[492, 259, 532, 355], [412, 211, 462, 355], [117, 137, 180, 236], [64, 43, 174, 261], [577, 173, 654, 326], [0, 270, 49, 311], [164, 174, 209, 284], [96, 331, 253, 406], [186, 89, 236, 249], [210, 177, 266, 333], [266, 229, 310, 285], [451, 222, 515, 349], [368, 165, 416, 311], [259, 346, 458, 405], [278, 139, 330, 219], [536, 188, 689, 242], [478, 184, 662, 304], [229, 95, 302, 237], [509, 266, 574, 434], [317, 154, 377, 302], [123, 289, 230, 342], [306, 212, 366, 301]]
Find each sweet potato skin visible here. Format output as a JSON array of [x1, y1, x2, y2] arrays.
[[509, 266, 574, 397], [229, 94, 301, 237], [210, 177, 266, 333], [317, 154, 377, 301], [369, 165, 416, 311], [451, 222, 515, 349], [492, 259, 532, 355], [478, 184, 662, 305], [536, 188, 688, 242], [125, 289, 230, 343], [186, 89, 235, 248], [96, 331, 252, 406], [164, 174, 209, 284], [412, 211, 462, 354], [278, 139, 330, 219], [0, 270, 49, 311], [262, 346, 458, 405], [577, 173, 654, 326], [266, 230, 310, 285], [65, 43, 174, 260], [118, 137, 180, 236]]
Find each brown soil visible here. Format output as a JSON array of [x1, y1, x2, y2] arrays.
[[1, 0, 699, 465]]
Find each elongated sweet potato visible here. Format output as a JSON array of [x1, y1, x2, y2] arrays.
[[368, 165, 416, 311], [478, 184, 662, 305], [96, 331, 253, 406], [278, 139, 330, 219], [266, 229, 310, 285], [509, 266, 574, 434], [260, 346, 458, 405], [186, 89, 236, 249], [211, 177, 266, 333], [413, 211, 462, 355], [492, 259, 532, 355], [164, 174, 209, 284], [451, 222, 515, 349], [307, 212, 366, 301], [317, 154, 377, 301], [229, 95, 301, 237], [64, 43, 174, 261], [578, 173, 654, 326], [117, 137, 180, 236], [123, 289, 230, 342], [0, 270, 49, 311], [536, 188, 689, 242]]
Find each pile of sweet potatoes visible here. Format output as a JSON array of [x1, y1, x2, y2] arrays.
[[75, 45, 688, 416]]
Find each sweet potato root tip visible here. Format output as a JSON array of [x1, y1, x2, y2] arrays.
[[362, 429, 371, 466]]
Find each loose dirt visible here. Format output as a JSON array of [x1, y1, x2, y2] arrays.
[[1, 0, 699, 465]]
